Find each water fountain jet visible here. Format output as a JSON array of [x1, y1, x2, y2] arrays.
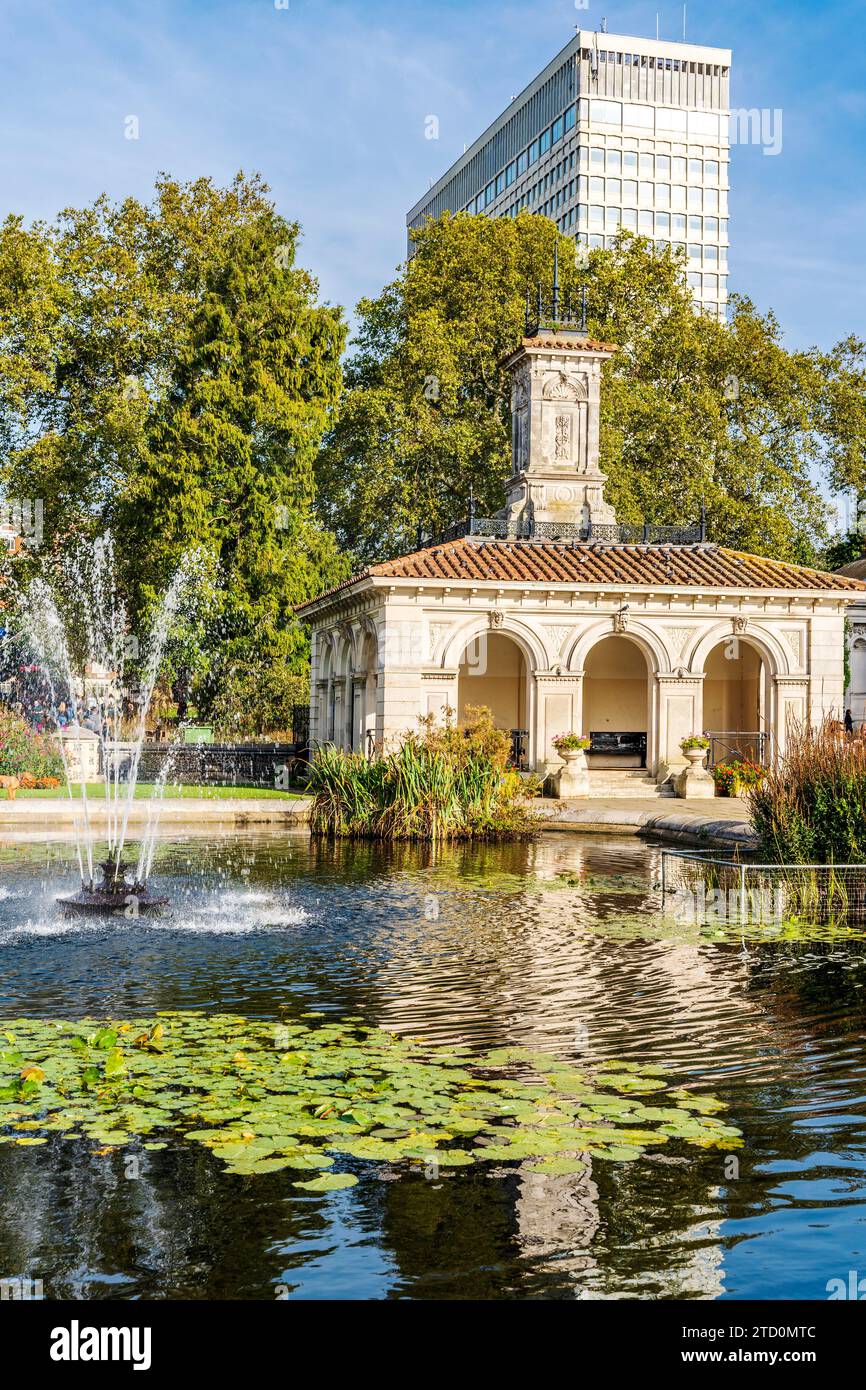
[[10, 535, 204, 917]]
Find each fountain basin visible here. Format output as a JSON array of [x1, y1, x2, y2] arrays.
[[57, 854, 169, 917]]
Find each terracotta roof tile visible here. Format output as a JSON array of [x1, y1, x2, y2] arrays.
[[298, 538, 866, 611]]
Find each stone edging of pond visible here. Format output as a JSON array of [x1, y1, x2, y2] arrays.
[[532, 800, 757, 852], [0, 798, 314, 827], [0, 795, 756, 851]]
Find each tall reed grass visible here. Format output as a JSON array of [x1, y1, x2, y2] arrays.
[[747, 719, 866, 864], [308, 707, 533, 841]]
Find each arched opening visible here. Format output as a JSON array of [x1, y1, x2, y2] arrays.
[[703, 638, 768, 765], [353, 629, 379, 754], [849, 637, 866, 728], [583, 636, 651, 768], [457, 631, 529, 767]]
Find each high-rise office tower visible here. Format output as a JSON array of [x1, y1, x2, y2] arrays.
[[407, 30, 731, 319]]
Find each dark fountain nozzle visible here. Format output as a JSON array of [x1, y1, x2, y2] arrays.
[[57, 849, 169, 917]]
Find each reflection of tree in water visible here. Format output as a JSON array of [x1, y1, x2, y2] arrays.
[[0, 1142, 328, 1299]]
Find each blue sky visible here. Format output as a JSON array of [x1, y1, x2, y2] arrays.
[[1, 0, 864, 352]]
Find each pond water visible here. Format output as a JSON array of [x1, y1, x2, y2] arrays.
[[1, 829, 866, 1301]]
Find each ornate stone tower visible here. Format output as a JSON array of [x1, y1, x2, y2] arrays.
[[499, 274, 617, 536]]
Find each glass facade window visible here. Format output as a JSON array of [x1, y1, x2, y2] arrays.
[[688, 187, 702, 211], [672, 185, 686, 210], [528, 140, 539, 164], [639, 181, 654, 204], [705, 160, 719, 181], [689, 158, 702, 180], [656, 183, 670, 207], [639, 153, 654, 176], [622, 208, 638, 230], [578, 145, 588, 170], [577, 203, 588, 223], [672, 156, 687, 180], [496, 172, 505, 195], [688, 271, 701, 288], [623, 179, 638, 203], [655, 212, 670, 234], [704, 274, 718, 294], [688, 215, 702, 236], [552, 115, 564, 144], [704, 188, 718, 213], [688, 243, 702, 261], [590, 205, 603, 225], [607, 150, 622, 174], [485, 183, 494, 206], [565, 104, 576, 131], [639, 209, 653, 231], [591, 148, 605, 169], [540, 128, 551, 154], [705, 216, 719, 236], [505, 162, 516, 187], [517, 151, 527, 176], [704, 245, 718, 265], [589, 234, 604, 248], [656, 155, 671, 178], [672, 214, 687, 236], [590, 176, 604, 198], [607, 177, 621, 201]]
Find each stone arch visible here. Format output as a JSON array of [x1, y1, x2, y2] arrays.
[[579, 629, 658, 770], [441, 614, 548, 673], [454, 627, 533, 766], [687, 622, 789, 680], [354, 618, 380, 754], [565, 619, 666, 675]]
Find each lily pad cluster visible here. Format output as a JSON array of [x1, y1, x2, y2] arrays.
[[0, 1013, 742, 1185]]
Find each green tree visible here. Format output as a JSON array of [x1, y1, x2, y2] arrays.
[[0, 174, 348, 709], [317, 212, 866, 566]]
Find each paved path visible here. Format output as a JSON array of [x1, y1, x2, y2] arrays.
[[532, 796, 755, 850], [0, 798, 313, 829]]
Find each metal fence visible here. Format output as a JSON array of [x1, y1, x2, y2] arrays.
[[705, 731, 771, 768], [660, 848, 866, 925]]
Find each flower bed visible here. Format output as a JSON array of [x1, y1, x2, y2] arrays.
[[0, 709, 65, 782], [713, 758, 766, 798]]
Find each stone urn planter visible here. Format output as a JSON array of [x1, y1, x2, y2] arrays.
[[675, 743, 714, 799], [553, 746, 589, 799]]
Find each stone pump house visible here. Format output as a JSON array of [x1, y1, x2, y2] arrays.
[[298, 303, 865, 796]]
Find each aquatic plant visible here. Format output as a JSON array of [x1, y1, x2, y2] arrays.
[[748, 719, 866, 864], [309, 706, 534, 841], [0, 1013, 741, 1182]]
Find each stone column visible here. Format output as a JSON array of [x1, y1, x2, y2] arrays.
[[536, 673, 583, 779], [350, 672, 364, 752], [312, 679, 327, 747], [655, 672, 706, 789], [422, 670, 459, 724], [773, 676, 810, 759], [331, 676, 347, 749]]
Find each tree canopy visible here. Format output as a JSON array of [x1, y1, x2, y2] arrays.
[[316, 212, 866, 567], [0, 173, 348, 716]]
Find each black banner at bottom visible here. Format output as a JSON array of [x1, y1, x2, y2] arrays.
[[2, 1296, 861, 1376]]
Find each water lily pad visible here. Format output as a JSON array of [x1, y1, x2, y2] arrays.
[[293, 1172, 358, 1191]]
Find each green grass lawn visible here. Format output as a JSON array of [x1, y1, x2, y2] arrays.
[[13, 783, 304, 801]]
